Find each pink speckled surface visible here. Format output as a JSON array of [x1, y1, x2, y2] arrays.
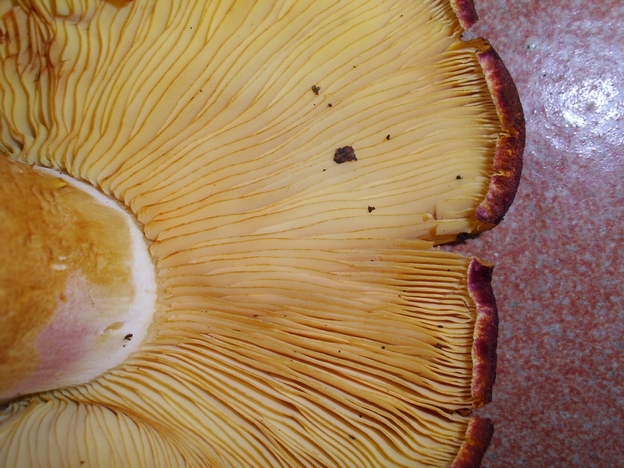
[[446, 1, 624, 466]]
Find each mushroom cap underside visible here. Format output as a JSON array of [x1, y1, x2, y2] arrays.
[[0, 0, 523, 466]]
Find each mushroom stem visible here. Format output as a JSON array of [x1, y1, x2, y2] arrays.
[[0, 157, 157, 403]]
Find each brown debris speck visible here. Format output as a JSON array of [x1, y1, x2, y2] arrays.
[[311, 85, 320, 95], [123, 333, 133, 347], [334, 146, 357, 164], [367, 206, 375, 213]]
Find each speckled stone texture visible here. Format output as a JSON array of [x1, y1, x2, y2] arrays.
[[445, 1, 624, 466]]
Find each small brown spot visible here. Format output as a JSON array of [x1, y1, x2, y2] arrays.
[[381, 346, 385, 349], [435, 343, 443, 350], [437, 325, 444, 329], [123, 334, 133, 347], [327, 103, 333, 108], [456, 175, 463, 180], [333, 146, 357, 164], [349, 434, 356, 440], [367, 206, 375, 213], [386, 134, 391, 140], [311, 85, 320, 95]]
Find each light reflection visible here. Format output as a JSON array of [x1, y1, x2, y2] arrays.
[[559, 77, 621, 131]]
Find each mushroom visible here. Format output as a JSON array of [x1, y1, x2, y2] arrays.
[[0, 0, 523, 466]]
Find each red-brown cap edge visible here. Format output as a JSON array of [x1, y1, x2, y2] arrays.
[[450, 0, 479, 30], [475, 43, 526, 225], [449, 416, 494, 468], [467, 257, 498, 405]]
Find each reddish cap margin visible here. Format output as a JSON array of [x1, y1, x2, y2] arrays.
[[450, 0, 479, 30], [475, 43, 526, 225], [448, 259, 498, 467], [467, 257, 498, 405], [446, 4, 510, 467], [449, 416, 494, 468], [450, 0, 526, 226]]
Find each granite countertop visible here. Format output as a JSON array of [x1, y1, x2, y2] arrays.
[[445, 1, 624, 466]]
